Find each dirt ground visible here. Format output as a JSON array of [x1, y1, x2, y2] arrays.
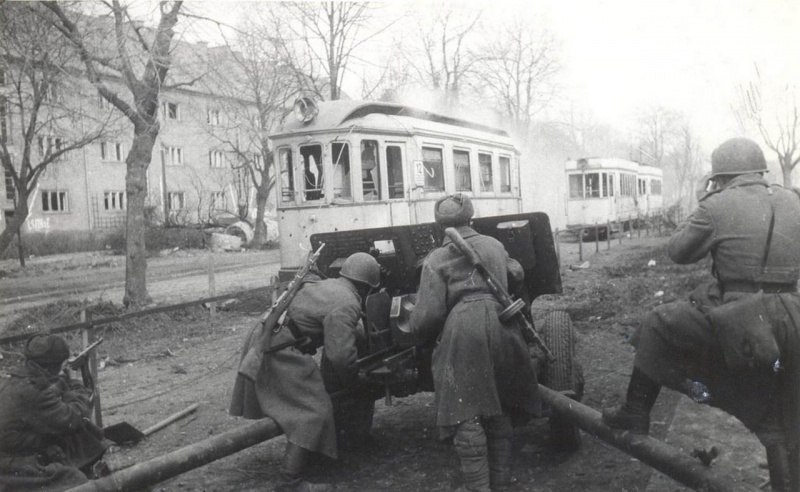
[[0, 234, 772, 491]]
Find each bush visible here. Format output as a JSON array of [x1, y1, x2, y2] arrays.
[[1, 230, 117, 260]]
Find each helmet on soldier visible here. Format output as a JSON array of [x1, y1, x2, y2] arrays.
[[340, 252, 381, 288], [710, 137, 767, 177], [434, 193, 474, 227]]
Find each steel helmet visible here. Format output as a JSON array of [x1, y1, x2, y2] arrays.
[[340, 252, 381, 288], [434, 193, 474, 227], [710, 137, 767, 177]]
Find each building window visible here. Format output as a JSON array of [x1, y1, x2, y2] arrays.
[[279, 147, 294, 203], [104, 191, 126, 211], [42, 83, 59, 101], [161, 101, 179, 120], [0, 69, 5, 86], [209, 150, 227, 168], [209, 191, 226, 210], [478, 153, 493, 192], [41, 190, 68, 212], [207, 108, 220, 126], [4, 167, 15, 201], [453, 149, 472, 192], [300, 144, 323, 201], [253, 152, 264, 169], [360, 140, 379, 201], [168, 191, 185, 210], [650, 179, 662, 195], [386, 145, 404, 199], [0, 97, 7, 143], [332, 142, 352, 200], [38, 136, 64, 156], [421, 147, 444, 192], [162, 146, 183, 166], [101, 141, 124, 161], [499, 155, 511, 193]]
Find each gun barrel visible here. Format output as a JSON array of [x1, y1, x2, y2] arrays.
[[67, 337, 104, 369]]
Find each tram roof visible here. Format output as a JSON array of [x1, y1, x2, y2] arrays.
[[565, 157, 663, 176], [270, 100, 511, 140]]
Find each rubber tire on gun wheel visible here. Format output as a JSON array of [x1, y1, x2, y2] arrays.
[[541, 310, 584, 453]]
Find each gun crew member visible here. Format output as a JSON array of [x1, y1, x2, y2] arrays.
[[0, 335, 108, 491], [230, 252, 381, 492], [603, 138, 800, 487], [408, 194, 540, 492]]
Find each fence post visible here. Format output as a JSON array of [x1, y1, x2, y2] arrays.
[[208, 252, 216, 317], [637, 212, 641, 238], [646, 213, 650, 237], [658, 212, 662, 235], [578, 228, 584, 262], [554, 228, 561, 270], [607, 219, 611, 250], [595, 223, 600, 253], [80, 309, 103, 427]]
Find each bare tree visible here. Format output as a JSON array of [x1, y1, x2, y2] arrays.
[[404, 4, 482, 107], [272, 1, 377, 101], [475, 20, 559, 132], [733, 67, 799, 187], [634, 105, 682, 166], [44, 0, 184, 307], [664, 123, 705, 215], [0, 3, 112, 261]]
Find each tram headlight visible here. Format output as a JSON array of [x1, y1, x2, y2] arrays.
[[293, 97, 318, 123]]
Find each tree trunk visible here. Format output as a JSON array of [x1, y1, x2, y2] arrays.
[[0, 192, 30, 262], [123, 124, 157, 307], [781, 159, 794, 188], [251, 185, 269, 247]]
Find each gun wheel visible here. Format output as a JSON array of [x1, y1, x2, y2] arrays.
[[541, 310, 584, 453]]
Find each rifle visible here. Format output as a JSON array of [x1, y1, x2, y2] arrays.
[[67, 337, 104, 393], [238, 243, 326, 380], [444, 227, 554, 361]]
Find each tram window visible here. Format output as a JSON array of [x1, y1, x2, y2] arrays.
[[386, 145, 404, 199], [279, 148, 295, 203], [422, 147, 444, 191], [584, 172, 602, 198], [605, 172, 615, 197], [454, 150, 472, 192], [361, 140, 380, 201], [620, 173, 636, 197], [332, 142, 351, 200], [479, 153, 493, 192], [569, 174, 583, 198], [499, 155, 511, 192], [638, 178, 647, 195], [300, 144, 324, 201], [650, 179, 662, 195]]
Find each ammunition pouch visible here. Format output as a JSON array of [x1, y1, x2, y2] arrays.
[[707, 292, 780, 371]]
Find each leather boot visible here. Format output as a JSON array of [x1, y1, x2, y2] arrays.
[[602, 367, 661, 434], [484, 415, 514, 490], [453, 417, 491, 492], [275, 442, 332, 492]]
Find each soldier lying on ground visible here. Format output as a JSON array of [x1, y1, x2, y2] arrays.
[[0, 334, 108, 492]]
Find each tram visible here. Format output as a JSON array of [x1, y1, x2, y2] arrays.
[[564, 157, 663, 238], [270, 98, 523, 275]]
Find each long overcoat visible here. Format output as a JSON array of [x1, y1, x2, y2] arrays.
[[632, 174, 800, 445], [0, 362, 106, 491], [230, 277, 363, 459], [409, 226, 539, 432]]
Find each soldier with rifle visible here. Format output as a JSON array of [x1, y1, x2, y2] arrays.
[[407, 193, 540, 492], [0, 334, 108, 491], [230, 250, 381, 492], [603, 137, 800, 491]]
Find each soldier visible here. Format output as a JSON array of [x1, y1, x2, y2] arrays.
[[408, 193, 539, 492], [602, 138, 800, 481], [0, 334, 108, 491], [230, 252, 381, 492]]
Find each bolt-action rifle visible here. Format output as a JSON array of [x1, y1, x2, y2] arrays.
[[67, 337, 104, 394], [238, 243, 326, 380], [444, 227, 554, 361]]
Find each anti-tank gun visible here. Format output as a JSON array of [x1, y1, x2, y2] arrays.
[[309, 212, 584, 452]]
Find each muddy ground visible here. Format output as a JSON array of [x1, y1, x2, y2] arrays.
[[0, 235, 770, 491]]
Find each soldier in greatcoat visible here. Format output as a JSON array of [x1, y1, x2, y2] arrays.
[[0, 335, 107, 492], [603, 138, 800, 486], [230, 252, 381, 492], [408, 194, 539, 492]]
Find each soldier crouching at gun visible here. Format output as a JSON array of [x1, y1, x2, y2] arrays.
[[230, 251, 382, 492], [0, 334, 108, 491], [406, 194, 540, 492]]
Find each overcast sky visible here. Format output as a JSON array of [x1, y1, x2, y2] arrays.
[[176, 0, 798, 151]]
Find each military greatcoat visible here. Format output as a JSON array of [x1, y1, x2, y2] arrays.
[[632, 173, 800, 445], [0, 361, 106, 491], [230, 277, 363, 459], [409, 225, 539, 432]]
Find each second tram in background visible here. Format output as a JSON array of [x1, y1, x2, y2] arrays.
[[565, 157, 663, 240]]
